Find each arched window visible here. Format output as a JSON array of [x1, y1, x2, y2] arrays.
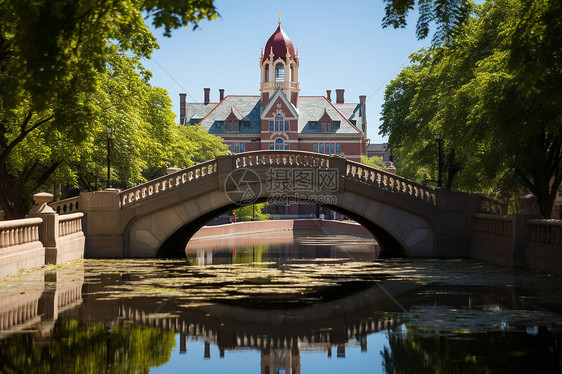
[[275, 138, 284, 150], [264, 64, 269, 82], [275, 62, 284, 81], [275, 114, 283, 131], [290, 63, 296, 82]]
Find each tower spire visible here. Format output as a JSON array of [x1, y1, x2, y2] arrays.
[[277, 11, 282, 25]]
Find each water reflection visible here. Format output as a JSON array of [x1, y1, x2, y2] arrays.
[[185, 230, 379, 266], [0, 232, 561, 373]]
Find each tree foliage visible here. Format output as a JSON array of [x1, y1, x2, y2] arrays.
[[382, 0, 474, 44], [361, 155, 387, 170], [0, 0, 219, 218], [380, 0, 562, 217], [232, 203, 270, 222]]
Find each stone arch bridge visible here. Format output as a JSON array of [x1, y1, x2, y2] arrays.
[[52, 151, 504, 258]]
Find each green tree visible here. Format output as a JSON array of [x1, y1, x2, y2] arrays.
[[381, 0, 475, 44], [232, 203, 270, 222], [362, 155, 388, 170], [0, 0, 218, 218], [380, 0, 562, 216]]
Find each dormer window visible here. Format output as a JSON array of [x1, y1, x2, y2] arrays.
[[275, 62, 284, 81], [227, 120, 239, 132], [321, 121, 332, 132]]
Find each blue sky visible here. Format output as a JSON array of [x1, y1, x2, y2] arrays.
[[143, 0, 430, 144]]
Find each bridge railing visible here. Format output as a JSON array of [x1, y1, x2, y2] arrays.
[[528, 219, 562, 247], [49, 196, 80, 215], [0, 217, 42, 249], [120, 159, 218, 207], [233, 151, 333, 169], [345, 159, 437, 207], [58, 213, 84, 238]]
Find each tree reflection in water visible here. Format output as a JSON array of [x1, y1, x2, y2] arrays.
[[0, 320, 174, 374], [382, 325, 561, 373]]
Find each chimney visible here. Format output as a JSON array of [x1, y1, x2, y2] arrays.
[[179, 93, 187, 125], [204, 88, 210, 105], [359, 95, 367, 135], [219, 89, 225, 101], [336, 89, 345, 103], [326, 90, 332, 102]]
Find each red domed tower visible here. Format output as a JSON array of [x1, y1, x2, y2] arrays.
[[259, 16, 300, 108]]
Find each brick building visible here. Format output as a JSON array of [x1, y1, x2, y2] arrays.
[[179, 21, 367, 163]]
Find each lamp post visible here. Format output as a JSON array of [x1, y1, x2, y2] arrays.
[[435, 133, 443, 188], [106, 125, 115, 189]]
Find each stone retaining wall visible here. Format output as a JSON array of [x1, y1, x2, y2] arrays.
[[470, 211, 562, 276], [190, 219, 373, 240]]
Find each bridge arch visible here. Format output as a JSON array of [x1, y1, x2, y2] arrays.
[[76, 151, 504, 258], [120, 151, 438, 258]]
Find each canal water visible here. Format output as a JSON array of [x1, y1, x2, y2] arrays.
[[1, 230, 561, 373]]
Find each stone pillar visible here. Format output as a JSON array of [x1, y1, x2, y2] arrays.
[[512, 194, 541, 266], [79, 189, 123, 258], [386, 163, 397, 175], [27, 193, 59, 264], [329, 155, 346, 192], [217, 154, 235, 191]]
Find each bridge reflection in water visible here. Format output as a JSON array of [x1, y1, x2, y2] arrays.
[[1, 231, 561, 372]]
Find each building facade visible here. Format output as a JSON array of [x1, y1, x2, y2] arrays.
[[179, 22, 367, 163]]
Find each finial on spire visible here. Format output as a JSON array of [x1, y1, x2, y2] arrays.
[[277, 11, 282, 25]]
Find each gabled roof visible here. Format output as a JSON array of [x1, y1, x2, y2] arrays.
[[184, 102, 218, 124], [334, 102, 365, 130], [191, 96, 261, 134], [261, 88, 299, 119], [184, 94, 364, 136], [298, 97, 362, 135]]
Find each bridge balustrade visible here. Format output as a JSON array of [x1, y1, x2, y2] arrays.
[[58, 213, 84, 238], [234, 151, 332, 169], [50, 196, 80, 215], [0, 218, 42, 249], [120, 159, 218, 206], [345, 160, 437, 206]]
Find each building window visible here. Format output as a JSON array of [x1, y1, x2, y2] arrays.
[[275, 114, 283, 131], [275, 138, 284, 150], [285, 121, 289, 131], [275, 62, 284, 81], [321, 122, 326, 132], [269, 142, 274, 150], [265, 64, 269, 82], [230, 142, 245, 153], [321, 121, 332, 132], [227, 121, 239, 132], [313, 143, 341, 155], [269, 121, 274, 131], [285, 144, 289, 150]]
